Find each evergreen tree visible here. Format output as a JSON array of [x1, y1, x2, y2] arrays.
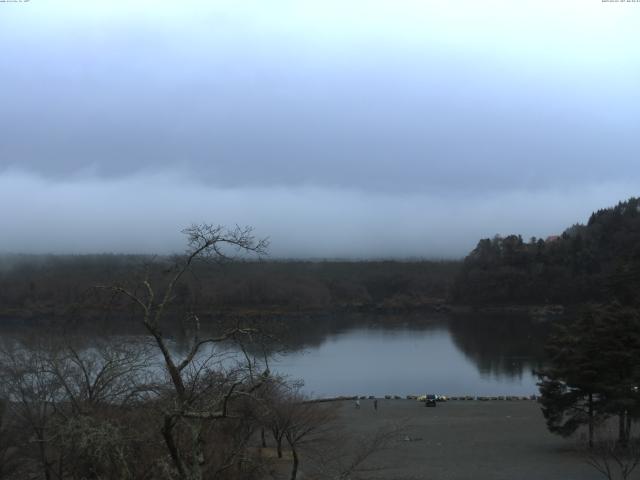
[[588, 305, 640, 445], [454, 197, 640, 306], [537, 304, 640, 446], [537, 311, 605, 447]]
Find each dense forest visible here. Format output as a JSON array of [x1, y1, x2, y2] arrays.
[[4, 197, 640, 322], [0, 255, 459, 321], [452, 197, 640, 306]]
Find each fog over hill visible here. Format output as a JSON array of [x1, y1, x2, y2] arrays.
[[2, 172, 638, 257]]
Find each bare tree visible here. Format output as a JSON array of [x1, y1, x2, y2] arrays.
[[283, 396, 336, 480], [0, 338, 63, 480], [306, 419, 406, 480], [584, 432, 640, 480], [335, 424, 404, 480], [101, 224, 269, 480], [258, 379, 292, 459], [0, 335, 158, 480], [259, 386, 402, 480], [0, 225, 274, 480], [46, 338, 153, 413], [0, 399, 19, 479]]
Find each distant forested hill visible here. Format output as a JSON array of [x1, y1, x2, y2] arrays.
[[0, 256, 460, 320], [452, 197, 640, 305]]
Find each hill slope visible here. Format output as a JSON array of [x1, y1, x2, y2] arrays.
[[453, 197, 640, 305]]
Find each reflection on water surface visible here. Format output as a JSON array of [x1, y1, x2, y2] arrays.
[[1, 313, 549, 397], [270, 314, 547, 397]]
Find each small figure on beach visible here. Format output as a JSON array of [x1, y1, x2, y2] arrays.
[[373, 399, 378, 410], [355, 399, 361, 409]]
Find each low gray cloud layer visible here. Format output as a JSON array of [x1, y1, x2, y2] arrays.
[[1, 1, 639, 256], [1, 171, 637, 258]]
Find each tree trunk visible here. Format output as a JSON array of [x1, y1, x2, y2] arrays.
[[588, 393, 594, 448], [619, 411, 628, 446], [277, 437, 283, 458], [187, 420, 205, 480], [36, 430, 51, 480], [290, 445, 299, 480], [162, 415, 187, 480], [261, 427, 267, 448]]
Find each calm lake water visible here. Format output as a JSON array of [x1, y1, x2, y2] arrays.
[[268, 315, 548, 398], [1, 313, 549, 398]]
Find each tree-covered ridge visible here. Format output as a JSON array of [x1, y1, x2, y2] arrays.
[[453, 197, 640, 305], [0, 256, 460, 320]]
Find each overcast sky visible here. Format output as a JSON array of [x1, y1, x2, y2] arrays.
[[1, 0, 639, 257]]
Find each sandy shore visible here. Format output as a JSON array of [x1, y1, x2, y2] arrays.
[[325, 399, 601, 480]]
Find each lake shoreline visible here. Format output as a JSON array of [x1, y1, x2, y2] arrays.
[[0, 301, 572, 327]]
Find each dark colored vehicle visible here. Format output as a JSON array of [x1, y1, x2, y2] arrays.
[[425, 394, 437, 407]]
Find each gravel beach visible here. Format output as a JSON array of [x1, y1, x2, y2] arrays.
[[326, 398, 602, 480]]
